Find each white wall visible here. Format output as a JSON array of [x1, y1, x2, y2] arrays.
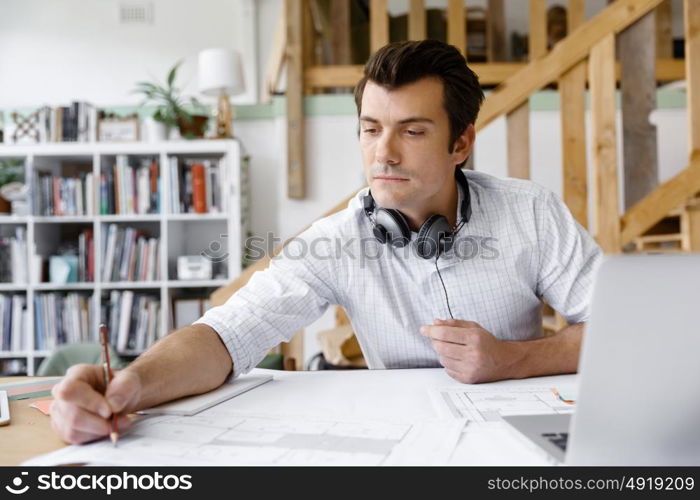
[[0, 0, 258, 107]]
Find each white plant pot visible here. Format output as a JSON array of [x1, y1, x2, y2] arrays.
[[143, 117, 169, 142]]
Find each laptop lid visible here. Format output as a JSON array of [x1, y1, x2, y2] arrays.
[[567, 254, 700, 465]]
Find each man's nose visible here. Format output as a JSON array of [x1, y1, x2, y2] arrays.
[[375, 133, 400, 165]]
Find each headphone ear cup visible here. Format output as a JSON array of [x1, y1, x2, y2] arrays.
[[374, 208, 411, 247], [372, 224, 388, 243], [416, 215, 452, 259]]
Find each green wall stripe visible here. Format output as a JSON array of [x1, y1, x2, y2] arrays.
[[1, 89, 686, 124]]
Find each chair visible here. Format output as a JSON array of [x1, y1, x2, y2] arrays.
[[36, 343, 126, 377]]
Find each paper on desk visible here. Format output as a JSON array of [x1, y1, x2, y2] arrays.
[[432, 384, 578, 422], [23, 410, 466, 466]]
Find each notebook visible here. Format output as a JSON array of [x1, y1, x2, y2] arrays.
[[137, 375, 273, 416]]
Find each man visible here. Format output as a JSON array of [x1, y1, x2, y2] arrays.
[[50, 40, 601, 444]]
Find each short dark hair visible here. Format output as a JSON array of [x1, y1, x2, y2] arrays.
[[354, 40, 484, 168]]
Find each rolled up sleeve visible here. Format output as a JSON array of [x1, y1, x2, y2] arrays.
[[194, 223, 340, 378]]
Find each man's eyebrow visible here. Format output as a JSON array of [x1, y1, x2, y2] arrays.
[[359, 115, 435, 125]]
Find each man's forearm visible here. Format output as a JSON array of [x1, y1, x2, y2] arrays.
[[123, 323, 233, 411], [507, 322, 584, 379]]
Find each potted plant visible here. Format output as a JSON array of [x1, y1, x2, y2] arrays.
[[133, 61, 211, 140], [0, 158, 25, 214]]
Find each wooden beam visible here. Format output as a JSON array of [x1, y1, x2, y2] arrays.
[[487, 0, 506, 62], [560, 63, 588, 227], [262, 3, 287, 103], [619, 11, 658, 209], [302, 0, 316, 94], [559, 0, 588, 228], [506, 104, 530, 179], [280, 331, 304, 370], [286, 0, 305, 199], [330, 0, 352, 65], [589, 34, 621, 253], [655, 0, 673, 59], [529, 0, 547, 59], [686, 0, 700, 155], [505, 0, 546, 181], [408, 0, 426, 40], [567, 0, 586, 31], [620, 152, 700, 246], [447, 0, 466, 56], [476, 0, 665, 132], [303, 59, 684, 89], [370, 0, 389, 54]]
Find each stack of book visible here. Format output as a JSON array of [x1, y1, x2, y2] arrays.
[[0, 295, 28, 352], [33, 171, 95, 216], [101, 224, 160, 282], [104, 291, 161, 353], [169, 158, 223, 214], [100, 156, 160, 215], [33, 293, 93, 351], [37, 102, 98, 143], [0, 227, 28, 284]]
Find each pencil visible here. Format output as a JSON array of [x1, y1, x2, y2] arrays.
[[99, 323, 120, 446]]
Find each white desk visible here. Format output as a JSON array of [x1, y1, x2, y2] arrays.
[[224, 368, 574, 466], [21, 368, 576, 466]]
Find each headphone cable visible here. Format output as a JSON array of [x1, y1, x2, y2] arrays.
[[435, 255, 454, 319]]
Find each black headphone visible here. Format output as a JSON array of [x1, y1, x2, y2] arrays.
[[362, 168, 472, 259]]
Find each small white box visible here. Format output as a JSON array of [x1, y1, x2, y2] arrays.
[[177, 255, 212, 280]]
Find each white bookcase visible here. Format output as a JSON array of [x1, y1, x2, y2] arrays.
[[0, 139, 248, 375]]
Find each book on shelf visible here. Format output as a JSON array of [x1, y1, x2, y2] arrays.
[[100, 155, 160, 215], [33, 170, 95, 216], [33, 292, 93, 351], [101, 224, 160, 282], [103, 290, 161, 353], [0, 294, 28, 352], [169, 157, 224, 214], [172, 297, 211, 330], [0, 226, 28, 284], [37, 102, 98, 143]]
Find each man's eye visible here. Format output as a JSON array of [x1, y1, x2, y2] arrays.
[[363, 129, 377, 134], [406, 130, 424, 136]]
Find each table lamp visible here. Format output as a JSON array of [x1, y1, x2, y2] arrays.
[[198, 48, 245, 138]]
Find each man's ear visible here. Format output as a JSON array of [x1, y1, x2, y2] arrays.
[[451, 124, 476, 165]]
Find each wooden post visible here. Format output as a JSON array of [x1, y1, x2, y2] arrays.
[[280, 331, 305, 370], [559, 0, 588, 227], [447, 0, 466, 56], [529, 0, 547, 58], [506, 0, 546, 180], [655, 0, 673, 59], [370, 0, 389, 54], [487, 0, 506, 62], [619, 11, 658, 210], [686, 0, 700, 248], [330, 0, 352, 65], [686, 0, 700, 157], [408, 0, 426, 40], [589, 34, 622, 253], [286, 0, 305, 199]]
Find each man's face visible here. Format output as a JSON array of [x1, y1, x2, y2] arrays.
[[359, 76, 469, 212]]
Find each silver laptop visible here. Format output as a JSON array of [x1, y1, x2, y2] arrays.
[[503, 254, 700, 465]]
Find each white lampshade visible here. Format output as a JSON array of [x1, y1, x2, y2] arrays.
[[198, 48, 245, 96]]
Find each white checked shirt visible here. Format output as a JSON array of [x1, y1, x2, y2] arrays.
[[195, 170, 603, 377]]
